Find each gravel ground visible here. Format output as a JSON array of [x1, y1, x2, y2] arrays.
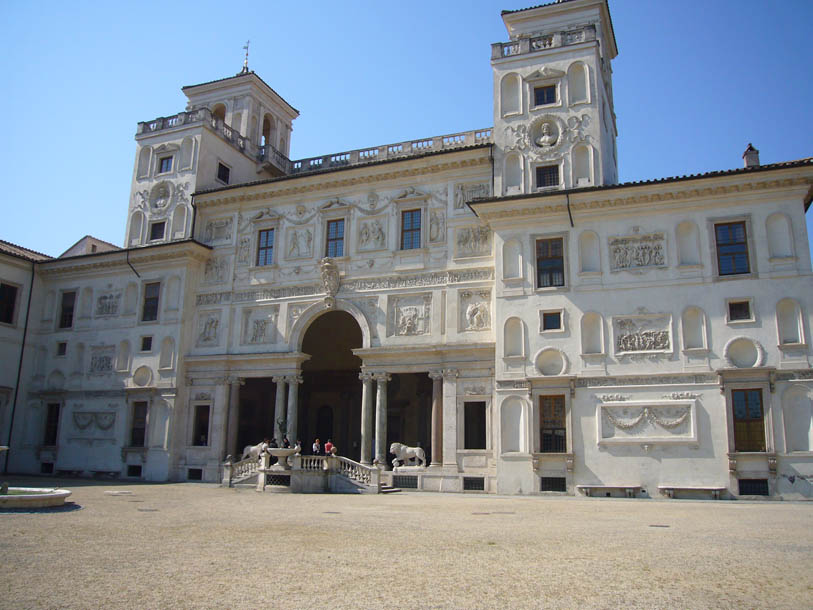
[[0, 476, 811, 609]]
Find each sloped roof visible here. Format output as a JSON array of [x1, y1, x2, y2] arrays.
[[0, 239, 52, 263]]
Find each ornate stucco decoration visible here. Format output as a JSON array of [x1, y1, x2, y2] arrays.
[[203, 257, 229, 284], [319, 258, 340, 309], [95, 292, 121, 316], [388, 294, 432, 337], [358, 216, 387, 251], [203, 217, 233, 245], [609, 231, 666, 271], [393, 186, 429, 205], [286, 226, 313, 259], [454, 182, 490, 209], [523, 66, 566, 81], [723, 336, 766, 368], [460, 290, 491, 332], [597, 400, 698, 446], [72, 411, 116, 431], [197, 311, 221, 347], [89, 346, 115, 375], [455, 225, 492, 258], [613, 314, 672, 356]]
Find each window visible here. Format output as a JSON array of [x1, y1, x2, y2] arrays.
[[536, 165, 559, 189], [140, 336, 152, 352], [541, 477, 567, 492], [542, 311, 562, 331], [158, 156, 173, 174], [325, 219, 345, 257], [149, 221, 165, 241], [56, 342, 67, 356], [401, 209, 421, 250], [715, 221, 750, 275], [141, 282, 160, 322], [536, 238, 565, 288], [0, 282, 18, 324], [130, 401, 148, 447], [127, 465, 142, 478], [534, 85, 556, 106], [43, 403, 60, 446], [540, 395, 566, 453], [728, 300, 752, 322], [464, 401, 487, 449], [193, 404, 210, 446], [217, 162, 230, 184], [256, 228, 274, 266], [58, 291, 76, 329], [732, 389, 765, 452]]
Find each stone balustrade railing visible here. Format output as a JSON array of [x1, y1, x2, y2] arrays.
[[221, 454, 258, 486], [491, 24, 596, 59], [335, 456, 379, 487]]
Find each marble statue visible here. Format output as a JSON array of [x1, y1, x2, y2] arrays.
[[390, 442, 426, 468]]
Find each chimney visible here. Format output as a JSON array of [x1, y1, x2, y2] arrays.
[[742, 143, 760, 168]]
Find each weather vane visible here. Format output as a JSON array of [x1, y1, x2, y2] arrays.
[[242, 40, 250, 73]]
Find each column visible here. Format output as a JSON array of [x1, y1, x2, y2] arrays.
[[441, 368, 459, 469], [272, 376, 287, 444], [429, 370, 443, 467], [360, 371, 374, 465], [215, 379, 231, 460], [374, 372, 391, 468], [286, 375, 302, 445], [226, 377, 244, 458]]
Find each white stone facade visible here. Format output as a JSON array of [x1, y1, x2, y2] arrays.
[[2, 1, 811, 498]]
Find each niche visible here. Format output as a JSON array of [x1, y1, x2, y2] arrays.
[[776, 298, 803, 345], [180, 137, 195, 171], [500, 397, 525, 453], [581, 313, 603, 354], [502, 239, 522, 280], [676, 221, 701, 266], [137, 147, 151, 179], [501, 73, 521, 116], [504, 153, 522, 194], [116, 340, 131, 372], [128, 212, 144, 247], [784, 385, 812, 452], [567, 62, 588, 105], [504, 317, 524, 357], [578, 230, 600, 273], [572, 144, 591, 187], [159, 337, 175, 370], [171, 206, 187, 240], [681, 307, 707, 350], [766, 212, 794, 259]]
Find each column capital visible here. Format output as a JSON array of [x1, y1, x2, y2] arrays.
[[285, 374, 303, 385], [428, 369, 444, 381], [442, 368, 459, 379], [372, 372, 392, 383], [228, 376, 245, 386], [359, 371, 375, 383], [271, 375, 287, 384]]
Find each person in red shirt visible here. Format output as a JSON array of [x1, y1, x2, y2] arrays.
[[324, 439, 334, 455]]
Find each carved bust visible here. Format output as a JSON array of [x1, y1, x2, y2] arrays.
[[535, 122, 557, 147]]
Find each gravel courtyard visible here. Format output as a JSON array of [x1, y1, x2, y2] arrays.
[[1, 477, 811, 609]]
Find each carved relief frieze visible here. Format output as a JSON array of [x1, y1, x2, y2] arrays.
[[196, 292, 232, 306], [598, 400, 697, 445], [235, 285, 320, 304], [236, 237, 251, 266], [241, 306, 279, 345], [89, 346, 115, 375], [203, 217, 233, 245], [429, 209, 446, 244], [343, 267, 494, 292], [388, 294, 432, 337], [194, 392, 211, 401], [577, 374, 717, 388], [95, 292, 121, 317], [459, 290, 491, 332], [196, 310, 222, 347], [609, 232, 666, 271], [286, 226, 313, 259], [203, 257, 230, 285], [455, 226, 492, 258], [72, 411, 116, 432], [358, 216, 387, 251], [287, 301, 317, 335], [454, 182, 490, 210], [613, 314, 671, 355]]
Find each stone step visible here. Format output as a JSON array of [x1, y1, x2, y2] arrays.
[[380, 485, 401, 494]]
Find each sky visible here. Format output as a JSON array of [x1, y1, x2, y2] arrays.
[[1, 0, 812, 258]]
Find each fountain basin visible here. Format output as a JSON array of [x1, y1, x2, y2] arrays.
[[268, 448, 299, 470], [0, 488, 72, 509]]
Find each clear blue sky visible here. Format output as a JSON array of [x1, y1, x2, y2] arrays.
[[1, 0, 811, 258]]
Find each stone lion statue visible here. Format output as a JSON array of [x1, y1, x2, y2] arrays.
[[241, 441, 268, 462], [390, 442, 426, 468]]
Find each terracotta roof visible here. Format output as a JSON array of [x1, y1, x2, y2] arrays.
[[501, 1, 577, 16], [182, 70, 299, 115], [0, 239, 52, 262], [59, 235, 121, 258]]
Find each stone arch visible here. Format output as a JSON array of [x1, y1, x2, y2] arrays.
[[212, 103, 226, 123], [681, 306, 707, 350], [504, 317, 524, 358], [500, 396, 526, 453], [776, 298, 803, 345], [504, 153, 522, 194], [288, 299, 373, 351], [502, 239, 522, 280], [766, 212, 794, 259], [783, 384, 812, 452], [676, 220, 701, 266], [567, 61, 589, 105], [500, 72, 521, 116], [578, 230, 600, 272], [571, 144, 592, 187]]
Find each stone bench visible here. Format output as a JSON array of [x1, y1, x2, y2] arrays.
[[658, 485, 725, 500], [576, 484, 641, 498]]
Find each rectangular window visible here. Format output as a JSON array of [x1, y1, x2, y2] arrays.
[[217, 162, 230, 184], [141, 282, 160, 322], [159, 156, 173, 173], [534, 85, 556, 106], [401, 209, 421, 250], [540, 476, 567, 492], [540, 395, 566, 453], [0, 282, 18, 324], [536, 238, 565, 288], [542, 311, 562, 331], [715, 221, 750, 275], [536, 165, 559, 188], [43, 403, 60, 446], [728, 300, 752, 322], [193, 404, 210, 446], [140, 336, 152, 352], [149, 221, 165, 241], [130, 401, 148, 447], [256, 228, 274, 266], [56, 342, 67, 356], [732, 389, 765, 452], [325, 219, 345, 258], [58, 291, 76, 329], [464, 401, 487, 450]]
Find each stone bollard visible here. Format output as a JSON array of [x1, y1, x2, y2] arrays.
[[221, 457, 233, 487], [256, 452, 269, 492]]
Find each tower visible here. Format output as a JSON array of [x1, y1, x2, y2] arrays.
[[124, 69, 298, 248], [491, 0, 618, 196]]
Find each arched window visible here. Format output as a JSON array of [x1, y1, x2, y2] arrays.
[[504, 153, 522, 194], [572, 144, 591, 187], [502, 239, 522, 280], [500, 397, 525, 453], [500, 73, 521, 116], [676, 221, 701, 266], [776, 298, 803, 345], [504, 317, 524, 357], [212, 103, 226, 123], [567, 62, 588, 105], [681, 307, 707, 350], [766, 212, 794, 259], [578, 230, 600, 273], [581, 312, 603, 354]]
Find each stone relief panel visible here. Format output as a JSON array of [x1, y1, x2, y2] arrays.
[[597, 400, 698, 446], [454, 182, 490, 210], [196, 310, 222, 347], [613, 314, 672, 355], [609, 231, 666, 272], [95, 292, 121, 317], [455, 226, 492, 258], [287, 301, 318, 337], [236, 236, 252, 266], [203, 217, 234, 245], [459, 290, 491, 332], [286, 226, 313, 259], [203, 257, 230, 285], [429, 209, 446, 244], [241, 306, 279, 345], [388, 294, 432, 337], [358, 216, 387, 251], [89, 346, 115, 375]]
